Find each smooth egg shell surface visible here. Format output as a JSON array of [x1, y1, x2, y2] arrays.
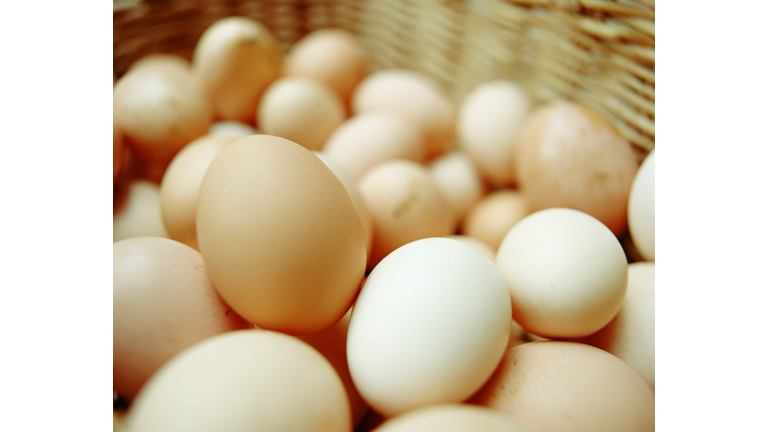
[[373, 404, 532, 432], [577, 261, 655, 391], [347, 237, 512, 418], [113, 236, 251, 400], [460, 189, 529, 252], [196, 135, 367, 335], [114, 180, 169, 242], [470, 341, 654, 432], [428, 150, 485, 226], [628, 149, 655, 261], [125, 330, 352, 432], [495, 208, 628, 339]]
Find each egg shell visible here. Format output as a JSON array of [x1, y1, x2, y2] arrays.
[[628, 149, 655, 261], [445, 235, 495, 261], [428, 150, 485, 226], [357, 159, 454, 268], [576, 261, 655, 391], [321, 111, 426, 181], [192, 16, 282, 123], [114, 180, 169, 242], [113, 237, 251, 400], [125, 330, 352, 432], [159, 134, 236, 250], [284, 28, 369, 105], [208, 120, 259, 139], [347, 237, 512, 418], [372, 404, 532, 432], [298, 309, 369, 427], [351, 69, 455, 160], [469, 341, 654, 432], [127, 53, 191, 76], [257, 76, 347, 151], [495, 208, 628, 339], [514, 100, 639, 236], [113, 64, 213, 165], [457, 80, 532, 187], [196, 134, 367, 335], [460, 189, 529, 252]]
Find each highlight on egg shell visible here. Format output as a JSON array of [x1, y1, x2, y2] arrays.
[[195, 134, 367, 335]]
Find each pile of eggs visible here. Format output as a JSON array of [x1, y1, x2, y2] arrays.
[[113, 16, 656, 432]]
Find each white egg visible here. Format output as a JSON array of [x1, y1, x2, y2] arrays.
[[628, 150, 655, 261]]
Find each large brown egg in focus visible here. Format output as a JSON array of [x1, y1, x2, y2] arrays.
[[196, 135, 367, 335], [514, 101, 638, 236]]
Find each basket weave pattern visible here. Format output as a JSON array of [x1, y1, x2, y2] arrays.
[[113, 0, 654, 155]]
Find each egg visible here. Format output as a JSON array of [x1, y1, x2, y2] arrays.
[[628, 149, 655, 261], [208, 120, 259, 139], [446, 235, 495, 261], [495, 208, 628, 339], [298, 309, 369, 428], [372, 404, 532, 432], [457, 80, 532, 187], [351, 69, 455, 160], [460, 189, 529, 252], [577, 261, 655, 391], [192, 16, 282, 123], [196, 134, 367, 335], [514, 100, 639, 236], [428, 150, 485, 226], [114, 111, 124, 183], [113, 62, 213, 165], [470, 341, 655, 432], [113, 236, 251, 400], [125, 330, 352, 432], [321, 111, 426, 181], [257, 76, 347, 151], [114, 180, 169, 242], [127, 53, 191, 76], [357, 159, 454, 268], [347, 237, 512, 418], [284, 28, 369, 105], [159, 134, 236, 250]]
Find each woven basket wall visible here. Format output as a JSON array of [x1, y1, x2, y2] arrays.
[[113, 0, 655, 158]]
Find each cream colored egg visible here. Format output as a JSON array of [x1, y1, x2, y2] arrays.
[[257, 76, 346, 151], [470, 341, 654, 432], [208, 120, 258, 139], [113, 64, 213, 165], [457, 80, 532, 187], [196, 135, 367, 335], [577, 262, 655, 391], [192, 16, 282, 123], [321, 111, 425, 180], [159, 134, 236, 250], [373, 404, 531, 432], [495, 208, 628, 339], [114, 180, 169, 242], [113, 237, 251, 400], [428, 150, 485, 226], [314, 151, 374, 258], [284, 28, 369, 105], [125, 330, 352, 432], [461, 189, 529, 252], [351, 69, 455, 159], [628, 149, 655, 261], [358, 159, 454, 268], [347, 238, 512, 417]]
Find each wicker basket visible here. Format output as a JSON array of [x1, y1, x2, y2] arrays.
[[113, 0, 654, 160]]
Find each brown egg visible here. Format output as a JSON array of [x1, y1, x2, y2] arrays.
[[113, 63, 213, 165], [113, 236, 251, 401], [257, 76, 347, 151], [298, 309, 369, 428], [125, 330, 351, 432], [196, 135, 367, 335], [127, 53, 191, 76], [470, 341, 654, 432], [373, 404, 531, 432], [351, 69, 455, 160], [514, 100, 639, 236], [159, 134, 237, 250], [284, 28, 369, 106], [114, 180, 169, 242], [358, 159, 454, 268], [460, 189, 529, 252], [321, 111, 425, 181], [192, 16, 282, 123], [577, 262, 655, 391]]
